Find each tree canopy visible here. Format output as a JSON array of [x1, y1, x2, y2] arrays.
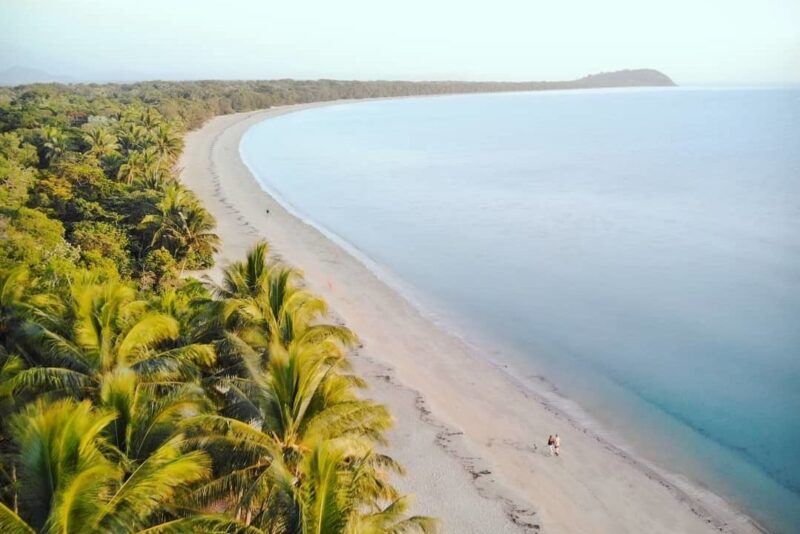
[[0, 81, 438, 533]]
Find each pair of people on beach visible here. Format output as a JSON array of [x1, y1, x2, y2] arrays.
[[547, 434, 560, 456]]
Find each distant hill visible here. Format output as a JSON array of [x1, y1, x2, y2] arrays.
[[0, 66, 74, 86], [572, 69, 676, 88]]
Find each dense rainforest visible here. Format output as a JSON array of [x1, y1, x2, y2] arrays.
[[0, 69, 674, 129], [0, 81, 459, 533]]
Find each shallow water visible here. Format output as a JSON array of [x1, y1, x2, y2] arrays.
[[241, 88, 800, 532]]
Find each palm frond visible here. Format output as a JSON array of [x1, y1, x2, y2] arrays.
[[118, 314, 180, 362], [299, 441, 349, 534], [8, 367, 90, 397], [132, 343, 216, 382], [99, 435, 211, 531], [46, 463, 119, 534], [353, 496, 439, 534], [19, 321, 91, 373], [0, 503, 35, 534], [134, 514, 265, 534]]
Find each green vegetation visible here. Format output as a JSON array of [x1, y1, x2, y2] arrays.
[[0, 82, 440, 532]]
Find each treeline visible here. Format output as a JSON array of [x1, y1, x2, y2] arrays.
[[0, 85, 437, 530], [0, 69, 673, 130], [4, 79, 553, 131]]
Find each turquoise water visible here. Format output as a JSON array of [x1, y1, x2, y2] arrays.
[[240, 88, 800, 532]]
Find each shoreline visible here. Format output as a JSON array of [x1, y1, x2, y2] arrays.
[[179, 99, 766, 534]]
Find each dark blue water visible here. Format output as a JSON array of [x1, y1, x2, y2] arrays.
[[241, 88, 800, 532]]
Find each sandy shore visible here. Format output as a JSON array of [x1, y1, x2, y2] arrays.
[[179, 101, 765, 534]]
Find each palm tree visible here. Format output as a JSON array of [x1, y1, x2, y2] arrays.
[[152, 124, 183, 170], [140, 186, 219, 274], [136, 108, 162, 130], [216, 242, 353, 351], [83, 127, 118, 159], [139, 146, 160, 170], [0, 267, 60, 354], [116, 123, 151, 154], [260, 341, 389, 457], [193, 243, 355, 413], [9, 281, 216, 401], [0, 267, 31, 347], [177, 200, 220, 273], [100, 367, 211, 462], [297, 439, 437, 534], [138, 167, 174, 191], [189, 245, 437, 533], [192, 241, 358, 423], [184, 338, 400, 530], [40, 127, 67, 166], [187, 415, 434, 533], [0, 349, 25, 476], [118, 148, 159, 185], [118, 150, 144, 184], [0, 399, 120, 533], [0, 398, 249, 533]]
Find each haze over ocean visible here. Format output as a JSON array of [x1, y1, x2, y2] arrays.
[[241, 88, 800, 532]]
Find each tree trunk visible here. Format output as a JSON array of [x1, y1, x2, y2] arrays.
[[178, 246, 192, 277]]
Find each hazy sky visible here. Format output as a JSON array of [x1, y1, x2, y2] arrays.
[[1, 0, 798, 85]]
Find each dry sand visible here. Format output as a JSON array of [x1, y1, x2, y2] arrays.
[[179, 101, 766, 534]]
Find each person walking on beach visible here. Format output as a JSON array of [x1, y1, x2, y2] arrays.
[[547, 435, 555, 456], [554, 434, 561, 456]]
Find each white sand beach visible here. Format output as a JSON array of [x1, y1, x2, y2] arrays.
[[179, 102, 766, 534]]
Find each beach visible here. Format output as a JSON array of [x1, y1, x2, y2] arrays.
[[179, 102, 765, 534]]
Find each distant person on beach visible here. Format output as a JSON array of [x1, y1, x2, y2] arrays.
[[547, 435, 555, 455], [265, 208, 270, 214], [554, 434, 561, 456]]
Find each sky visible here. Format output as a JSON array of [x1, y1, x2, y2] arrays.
[[1, 0, 799, 85]]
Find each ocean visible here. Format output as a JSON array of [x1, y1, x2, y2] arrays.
[[240, 87, 800, 533]]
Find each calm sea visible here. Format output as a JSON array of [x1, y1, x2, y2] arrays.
[[240, 88, 800, 532]]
